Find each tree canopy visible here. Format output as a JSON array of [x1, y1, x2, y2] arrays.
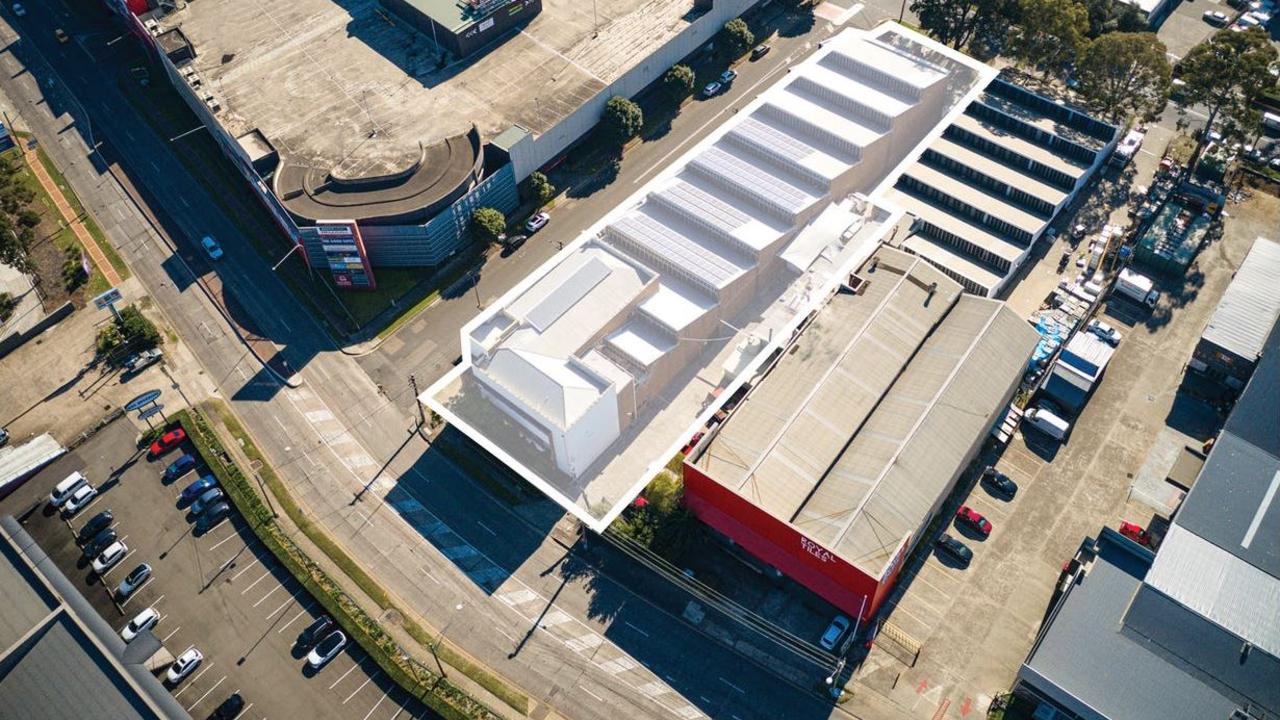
[[526, 171, 556, 206], [661, 64, 696, 103], [1076, 32, 1171, 122], [1178, 28, 1279, 149], [721, 18, 755, 58], [600, 96, 644, 145], [910, 0, 1017, 52], [1008, 0, 1089, 79], [471, 207, 506, 244]]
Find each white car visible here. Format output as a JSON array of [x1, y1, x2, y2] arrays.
[[819, 615, 851, 651], [62, 484, 99, 517], [702, 81, 723, 97], [92, 541, 128, 575], [124, 348, 163, 373], [12, 3, 26, 17], [166, 647, 204, 684], [306, 630, 347, 668], [524, 212, 550, 234], [121, 607, 160, 643], [49, 471, 89, 507], [1088, 319, 1122, 346], [116, 563, 153, 599], [201, 235, 224, 260]]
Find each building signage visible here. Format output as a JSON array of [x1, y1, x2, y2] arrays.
[[124, 389, 162, 412], [138, 404, 165, 421], [312, 220, 376, 290], [800, 536, 835, 564], [92, 287, 124, 311]]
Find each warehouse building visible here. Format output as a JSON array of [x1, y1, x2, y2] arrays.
[[425, 24, 997, 529], [1188, 236, 1280, 391], [684, 247, 1037, 621], [887, 78, 1119, 297], [1018, 324, 1280, 720], [103, 0, 761, 287], [0, 519, 187, 720]]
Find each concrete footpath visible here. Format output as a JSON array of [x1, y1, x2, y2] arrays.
[[22, 145, 123, 287]]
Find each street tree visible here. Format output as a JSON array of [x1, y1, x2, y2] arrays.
[[1008, 0, 1089, 79], [910, 0, 1017, 52], [1178, 28, 1279, 170], [526, 171, 556, 206], [600, 96, 644, 145], [471, 207, 506, 244], [661, 64, 696, 103], [1076, 32, 1171, 122], [720, 18, 754, 58]]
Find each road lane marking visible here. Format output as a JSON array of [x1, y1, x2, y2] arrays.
[[343, 670, 380, 704], [186, 675, 226, 711], [719, 677, 744, 693], [623, 621, 650, 638], [581, 687, 604, 702], [241, 569, 271, 595], [475, 520, 497, 536]]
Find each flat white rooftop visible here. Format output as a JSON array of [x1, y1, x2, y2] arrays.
[[424, 24, 996, 530]]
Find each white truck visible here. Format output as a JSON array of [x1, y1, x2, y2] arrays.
[[1115, 268, 1160, 308]]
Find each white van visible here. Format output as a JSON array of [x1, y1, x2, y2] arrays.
[[1024, 407, 1070, 441], [50, 471, 89, 507]]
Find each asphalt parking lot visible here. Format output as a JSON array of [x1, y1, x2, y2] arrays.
[[1, 417, 435, 720]]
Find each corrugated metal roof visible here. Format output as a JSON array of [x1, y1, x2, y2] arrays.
[[1200, 236, 1280, 362]]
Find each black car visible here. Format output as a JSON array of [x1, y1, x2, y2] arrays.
[[209, 692, 244, 720], [501, 234, 528, 251], [77, 510, 114, 545], [935, 533, 973, 566], [750, 43, 771, 60], [82, 527, 119, 559], [980, 466, 1017, 498], [298, 615, 334, 649], [195, 502, 231, 532]]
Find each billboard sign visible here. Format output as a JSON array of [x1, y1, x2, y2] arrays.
[[124, 389, 162, 412], [138, 404, 165, 421], [92, 287, 123, 311], [311, 220, 375, 290]]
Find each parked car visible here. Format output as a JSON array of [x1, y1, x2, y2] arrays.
[[1088, 318, 1122, 346], [77, 510, 114, 545], [179, 475, 218, 505], [116, 563, 152, 599], [195, 502, 232, 533], [980, 467, 1017, 498], [211, 693, 245, 720], [12, 3, 26, 18], [83, 528, 118, 559], [819, 615, 851, 651], [1203, 9, 1230, 24], [524, 212, 550, 234], [123, 348, 163, 373], [50, 471, 89, 507], [121, 607, 160, 643], [955, 505, 993, 536], [201, 235, 224, 260], [701, 80, 723, 97], [92, 541, 129, 575], [166, 647, 204, 684], [55, 28, 69, 43], [306, 630, 348, 668], [164, 454, 197, 481], [935, 533, 973, 566], [718, 69, 738, 84], [0, 426, 9, 447], [1119, 521, 1153, 547], [191, 488, 225, 516], [750, 44, 771, 60], [298, 615, 335, 650], [501, 233, 528, 251], [62, 484, 99, 517], [149, 428, 186, 457]]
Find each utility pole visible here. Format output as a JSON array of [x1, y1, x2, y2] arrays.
[[408, 374, 426, 427]]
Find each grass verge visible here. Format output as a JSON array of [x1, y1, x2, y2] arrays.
[[198, 401, 530, 715], [176, 404, 526, 718], [32, 145, 131, 284]]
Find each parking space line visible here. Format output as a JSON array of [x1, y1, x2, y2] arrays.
[[277, 602, 316, 634], [582, 687, 604, 702], [208, 531, 241, 551], [240, 569, 272, 595], [328, 657, 364, 690], [343, 670, 380, 704], [161, 626, 181, 642], [119, 577, 156, 608], [252, 582, 286, 608], [186, 675, 226, 711], [265, 594, 296, 619], [360, 689, 390, 720], [172, 663, 215, 697], [230, 556, 262, 581]]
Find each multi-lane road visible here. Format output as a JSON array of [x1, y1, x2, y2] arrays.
[[0, 1, 878, 719]]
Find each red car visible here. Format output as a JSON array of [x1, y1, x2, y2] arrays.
[[955, 505, 992, 536], [149, 428, 187, 457], [1119, 521, 1151, 547]]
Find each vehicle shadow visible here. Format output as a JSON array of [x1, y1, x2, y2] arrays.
[[953, 522, 989, 543]]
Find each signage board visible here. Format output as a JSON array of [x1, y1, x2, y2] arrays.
[[138, 405, 165, 421], [124, 389, 162, 412], [310, 220, 375, 290], [92, 287, 124, 311]]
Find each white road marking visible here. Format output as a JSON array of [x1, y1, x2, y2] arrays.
[[474, 520, 497, 536], [161, 626, 182, 642], [265, 595, 296, 619], [623, 621, 650, 638], [419, 567, 440, 585], [252, 582, 287, 608], [719, 677, 744, 693], [231, 556, 262, 581], [240, 569, 272, 595], [186, 675, 226, 711], [360, 690, 391, 720], [343, 671, 380, 703], [119, 577, 156, 607], [277, 603, 317, 634], [179, 195, 191, 209], [172, 663, 214, 697], [208, 530, 240, 551], [581, 687, 604, 702], [328, 658, 363, 690]]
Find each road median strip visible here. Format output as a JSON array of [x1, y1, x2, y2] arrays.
[[171, 403, 529, 720]]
